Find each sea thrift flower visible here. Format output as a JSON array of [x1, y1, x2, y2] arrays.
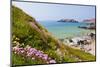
[[49, 60, 56, 63], [42, 54, 48, 60], [13, 45, 56, 64], [20, 50, 25, 53], [13, 45, 19, 52], [42, 56, 48, 60]]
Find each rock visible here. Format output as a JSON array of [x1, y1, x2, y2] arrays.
[[58, 19, 79, 23]]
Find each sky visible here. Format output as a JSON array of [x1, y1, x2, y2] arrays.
[[12, 1, 95, 21]]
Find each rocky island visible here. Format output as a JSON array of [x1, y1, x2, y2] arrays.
[[58, 18, 79, 23]]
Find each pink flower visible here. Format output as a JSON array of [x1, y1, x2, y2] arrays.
[[13, 45, 56, 64], [13, 46, 19, 51], [42, 56, 48, 60], [42, 54, 48, 60], [29, 48, 37, 52], [49, 60, 56, 63], [20, 50, 24, 53]]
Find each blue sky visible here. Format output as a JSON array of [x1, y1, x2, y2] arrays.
[[12, 1, 95, 21]]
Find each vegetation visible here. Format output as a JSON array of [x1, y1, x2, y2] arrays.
[[12, 6, 95, 66]]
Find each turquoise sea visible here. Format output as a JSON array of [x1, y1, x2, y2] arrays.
[[38, 21, 95, 39]]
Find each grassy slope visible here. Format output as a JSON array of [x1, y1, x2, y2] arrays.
[[12, 6, 95, 66]]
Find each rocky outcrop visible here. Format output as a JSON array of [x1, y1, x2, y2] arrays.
[[58, 19, 79, 23]]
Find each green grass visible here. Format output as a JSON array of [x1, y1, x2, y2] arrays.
[[57, 43, 95, 61], [64, 45, 95, 61], [12, 6, 49, 49], [12, 53, 46, 66]]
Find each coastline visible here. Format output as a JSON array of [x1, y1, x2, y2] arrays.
[[39, 21, 96, 56], [61, 32, 95, 56]]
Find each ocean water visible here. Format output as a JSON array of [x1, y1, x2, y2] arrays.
[[38, 21, 95, 39]]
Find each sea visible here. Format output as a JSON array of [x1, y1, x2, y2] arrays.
[[38, 21, 95, 39]]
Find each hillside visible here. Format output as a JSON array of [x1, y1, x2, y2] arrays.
[[12, 6, 95, 66]]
